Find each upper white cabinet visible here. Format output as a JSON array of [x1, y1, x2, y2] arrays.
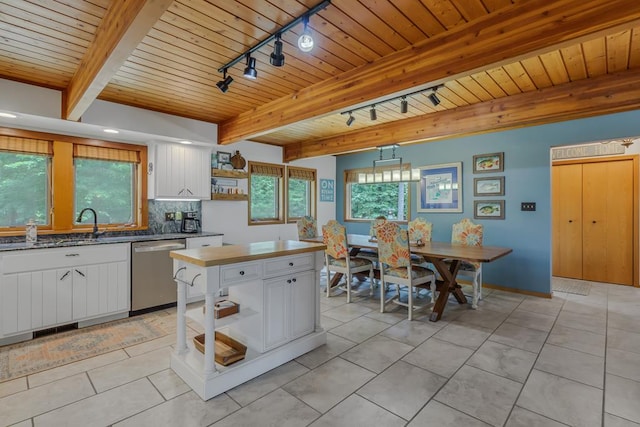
[[152, 143, 211, 200]]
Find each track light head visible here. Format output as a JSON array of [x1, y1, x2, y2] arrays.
[[216, 70, 233, 93], [400, 97, 408, 114], [428, 92, 440, 106], [270, 34, 285, 67], [369, 106, 377, 121], [298, 15, 314, 52], [346, 112, 355, 127], [243, 55, 258, 79]]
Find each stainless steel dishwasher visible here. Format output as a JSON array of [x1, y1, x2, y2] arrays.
[[131, 239, 186, 313]]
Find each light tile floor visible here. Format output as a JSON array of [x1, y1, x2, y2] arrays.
[[1, 279, 639, 426]]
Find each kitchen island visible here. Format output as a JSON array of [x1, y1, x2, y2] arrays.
[[169, 240, 327, 400]]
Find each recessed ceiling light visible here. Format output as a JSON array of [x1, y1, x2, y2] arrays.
[[103, 129, 119, 134], [0, 112, 17, 118], [179, 140, 192, 144]]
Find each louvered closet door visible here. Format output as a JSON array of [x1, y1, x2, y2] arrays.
[[582, 159, 634, 285], [552, 164, 583, 278]]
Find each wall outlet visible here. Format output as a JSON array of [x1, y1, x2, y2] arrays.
[[165, 212, 175, 221], [175, 211, 183, 221], [521, 202, 536, 211]]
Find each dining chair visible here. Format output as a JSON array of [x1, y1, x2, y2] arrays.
[[449, 218, 484, 309], [377, 221, 436, 320], [322, 221, 374, 303], [408, 217, 436, 300], [296, 215, 318, 239]]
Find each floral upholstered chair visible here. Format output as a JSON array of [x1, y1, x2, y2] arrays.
[[408, 217, 433, 265], [296, 215, 318, 240], [377, 221, 436, 320], [450, 218, 484, 309], [322, 221, 374, 303]]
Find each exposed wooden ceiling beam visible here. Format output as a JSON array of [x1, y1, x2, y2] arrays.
[[219, 0, 640, 145], [63, 0, 172, 121], [283, 69, 640, 162]]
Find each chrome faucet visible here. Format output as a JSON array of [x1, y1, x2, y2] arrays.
[[76, 208, 103, 239]]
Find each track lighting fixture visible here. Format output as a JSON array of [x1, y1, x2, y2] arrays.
[[243, 55, 258, 79], [270, 33, 285, 67], [215, 0, 330, 93], [428, 90, 441, 106], [216, 69, 233, 93], [346, 112, 355, 126], [340, 84, 444, 126], [298, 15, 314, 52]]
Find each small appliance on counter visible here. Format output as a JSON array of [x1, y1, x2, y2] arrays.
[[181, 211, 200, 233]]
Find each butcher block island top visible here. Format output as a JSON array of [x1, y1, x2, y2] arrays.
[[169, 239, 326, 267]]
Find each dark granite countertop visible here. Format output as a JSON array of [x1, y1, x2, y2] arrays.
[[0, 232, 223, 252]]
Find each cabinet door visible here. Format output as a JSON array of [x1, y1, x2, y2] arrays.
[[290, 271, 315, 340], [552, 164, 583, 278], [583, 160, 634, 284], [263, 277, 289, 351], [155, 144, 187, 197], [77, 261, 129, 320], [183, 147, 211, 199]]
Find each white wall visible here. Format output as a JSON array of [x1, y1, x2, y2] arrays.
[[201, 141, 336, 244], [0, 79, 61, 118]]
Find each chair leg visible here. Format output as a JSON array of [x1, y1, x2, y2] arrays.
[[326, 270, 331, 298], [346, 271, 352, 303], [380, 277, 386, 313], [408, 284, 413, 321], [472, 275, 479, 309], [430, 277, 437, 304]]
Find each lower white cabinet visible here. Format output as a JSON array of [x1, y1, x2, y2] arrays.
[[0, 244, 130, 338], [263, 271, 314, 351]]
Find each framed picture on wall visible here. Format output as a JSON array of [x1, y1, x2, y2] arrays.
[[417, 162, 462, 213], [216, 151, 231, 164], [474, 176, 505, 196], [474, 200, 505, 219], [473, 152, 504, 173]]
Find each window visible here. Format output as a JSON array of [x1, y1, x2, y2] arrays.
[[0, 137, 52, 228], [287, 166, 316, 222], [249, 161, 284, 224], [0, 130, 147, 236], [344, 167, 411, 222]]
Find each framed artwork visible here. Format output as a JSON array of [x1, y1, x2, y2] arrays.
[[211, 153, 218, 169], [474, 200, 505, 219], [473, 152, 504, 173], [474, 176, 505, 196], [216, 151, 231, 164], [417, 162, 462, 213]]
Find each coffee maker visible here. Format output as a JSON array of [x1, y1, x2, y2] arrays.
[[181, 211, 200, 233]]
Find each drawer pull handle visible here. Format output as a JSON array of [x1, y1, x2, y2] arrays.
[[289, 262, 294, 266], [74, 269, 85, 277], [60, 270, 70, 280], [239, 271, 245, 276], [65, 253, 80, 257], [201, 244, 210, 247], [292, 278, 296, 282], [287, 279, 292, 284], [173, 266, 186, 279], [190, 273, 201, 287]]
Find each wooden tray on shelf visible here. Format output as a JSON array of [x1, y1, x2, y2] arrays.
[[193, 332, 247, 366]]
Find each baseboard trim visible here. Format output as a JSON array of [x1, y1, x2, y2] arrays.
[[482, 283, 552, 299]]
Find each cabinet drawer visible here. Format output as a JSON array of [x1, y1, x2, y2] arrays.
[[263, 254, 314, 279], [187, 236, 223, 249], [2, 244, 129, 274], [220, 261, 262, 286]]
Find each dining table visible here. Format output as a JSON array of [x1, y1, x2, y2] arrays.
[[302, 233, 512, 321]]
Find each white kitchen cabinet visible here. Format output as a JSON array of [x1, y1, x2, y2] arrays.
[[0, 244, 130, 338], [185, 235, 223, 302], [153, 143, 211, 200], [170, 241, 326, 400]]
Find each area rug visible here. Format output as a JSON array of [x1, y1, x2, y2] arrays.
[[0, 315, 169, 382], [552, 277, 591, 296]]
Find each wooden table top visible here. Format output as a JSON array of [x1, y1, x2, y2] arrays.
[[169, 240, 327, 267], [302, 234, 512, 263]]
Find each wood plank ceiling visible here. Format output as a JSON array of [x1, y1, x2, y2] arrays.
[[1, 0, 640, 161]]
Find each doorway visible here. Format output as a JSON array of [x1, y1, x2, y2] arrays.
[[552, 155, 639, 286]]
